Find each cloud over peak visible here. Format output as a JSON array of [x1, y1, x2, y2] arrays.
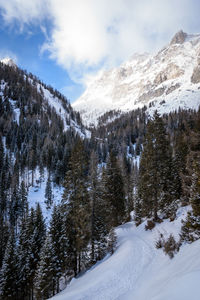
[[0, 0, 200, 84]]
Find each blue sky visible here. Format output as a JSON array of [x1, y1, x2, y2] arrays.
[[0, 0, 200, 103], [0, 17, 84, 102]]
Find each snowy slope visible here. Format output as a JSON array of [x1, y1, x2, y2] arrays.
[[73, 31, 200, 126], [0, 59, 90, 137], [27, 169, 63, 224], [38, 84, 90, 138], [50, 206, 200, 300]]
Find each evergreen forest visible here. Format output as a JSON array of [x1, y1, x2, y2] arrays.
[[0, 62, 200, 299]]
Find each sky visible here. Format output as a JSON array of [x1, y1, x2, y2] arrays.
[[0, 0, 200, 102]]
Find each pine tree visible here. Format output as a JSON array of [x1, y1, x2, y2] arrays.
[[9, 184, 21, 231], [49, 205, 67, 294], [17, 205, 46, 299], [19, 180, 28, 220], [89, 151, 108, 263], [120, 154, 134, 218], [62, 139, 91, 275], [181, 153, 200, 243], [29, 203, 46, 295], [138, 112, 178, 220], [0, 231, 18, 300], [138, 120, 156, 218], [0, 216, 9, 268], [0, 135, 4, 172], [45, 176, 53, 209], [0, 169, 7, 218], [89, 151, 99, 263], [134, 193, 143, 226], [104, 150, 125, 227], [34, 235, 54, 300], [17, 217, 31, 300]]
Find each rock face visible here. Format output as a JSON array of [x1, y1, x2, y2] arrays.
[[138, 87, 166, 103], [191, 66, 200, 83], [170, 30, 187, 45], [154, 64, 184, 85], [73, 31, 200, 126], [166, 83, 180, 95]]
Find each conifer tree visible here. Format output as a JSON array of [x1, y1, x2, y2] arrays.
[[0, 170, 7, 218], [45, 176, 53, 209], [104, 150, 125, 227], [9, 185, 20, 231], [0, 216, 9, 269], [120, 154, 134, 217], [181, 153, 200, 242], [34, 235, 54, 300], [17, 217, 31, 300], [138, 119, 156, 218], [0, 231, 18, 300], [0, 135, 4, 172], [62, 139, 91, 275], [19, 180, 28, 220], [89, 151, 108, 263], [89, 151, 99, 263], [17, 205, 46, 299], [138, 112, 178, 220], [49, 205, 67, 294], [134, 193, 143, 226]]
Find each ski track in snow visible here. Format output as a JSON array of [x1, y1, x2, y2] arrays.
[[50, 206, 200, 300], [51, 222, 155, 300]]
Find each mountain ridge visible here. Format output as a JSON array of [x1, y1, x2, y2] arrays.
[[73, 30, 200, 126], [0, 59, 89, 137]]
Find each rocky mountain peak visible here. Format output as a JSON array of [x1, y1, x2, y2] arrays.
[[73, 31, 200, 126], [170, 30, 187, 45]]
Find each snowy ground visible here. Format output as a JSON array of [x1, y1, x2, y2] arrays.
[[27, 169, 63, 224], [50, 206, 200, 300]]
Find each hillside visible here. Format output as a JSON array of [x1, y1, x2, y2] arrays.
[[0, 60, 90, 222], [50, 206, 200, 300], [0, 59, 88, 136], [73, 30, 200, 126]]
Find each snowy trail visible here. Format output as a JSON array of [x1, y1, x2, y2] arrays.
[[51, 222, 156, 300], [51, 208, 200, 300]]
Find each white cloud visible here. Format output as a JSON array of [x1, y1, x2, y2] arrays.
[[0, 0, 47, 26], [0, 0, 200, 84]]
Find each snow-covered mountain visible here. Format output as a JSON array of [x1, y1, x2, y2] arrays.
[[73, 31, 200, 126]]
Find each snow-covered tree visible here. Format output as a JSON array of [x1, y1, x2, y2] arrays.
[[0, 231, 18, 300]]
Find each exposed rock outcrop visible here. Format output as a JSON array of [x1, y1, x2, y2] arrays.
[[191, 66, 200, 83], [166, 83, 180, 95], [170, 30, 187, 45], [154, 64, 184, 85], [139, 87, 166, 103]]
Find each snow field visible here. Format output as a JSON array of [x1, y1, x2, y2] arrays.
[[27, 168, 63, 224]]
